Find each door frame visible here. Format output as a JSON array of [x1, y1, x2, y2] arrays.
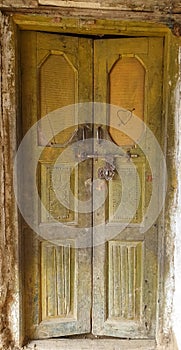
[[3, 12, 178, 347]]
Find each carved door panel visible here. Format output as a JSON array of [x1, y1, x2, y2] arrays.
[[20, 32, 164, 340], [92, 38, 163, 338], [20, 31, 93, 339]]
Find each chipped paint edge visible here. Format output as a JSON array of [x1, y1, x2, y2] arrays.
[[0, 9, 181, 350]]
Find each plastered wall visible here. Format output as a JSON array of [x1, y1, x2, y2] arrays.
[[0, 1, 181, 349]]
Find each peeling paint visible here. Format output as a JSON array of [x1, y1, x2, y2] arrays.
[[0, 0, 38, 7], [172, 47, 181, 350], [0, 2, 181, 350], [0, 13, 19, 350]]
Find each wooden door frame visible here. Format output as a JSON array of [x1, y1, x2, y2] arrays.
[[1, 12, 178, 347]]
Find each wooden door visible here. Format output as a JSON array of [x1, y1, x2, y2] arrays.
[[20, 32, 164, 340], [20, 31, 93, 339], [92, 37, 163, 338]]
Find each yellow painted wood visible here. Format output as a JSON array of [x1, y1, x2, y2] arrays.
[[108, 241, 143, 321], [109, 56, 145, 146], [21, 31, 40, 340], [41, 242, 75, 320], [108, 161, 145, 224], [21, 31, 93, 339], [13, 14, 169, 37], [21, 31, 164, 340], [93, 37, 164, 338]]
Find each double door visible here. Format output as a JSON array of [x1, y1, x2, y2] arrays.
[[20, 31, 164, 340]]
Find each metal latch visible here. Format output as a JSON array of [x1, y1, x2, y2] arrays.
[[98, 163, 115, 181]]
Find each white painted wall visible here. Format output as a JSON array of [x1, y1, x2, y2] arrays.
[[173, 48, 181, 350]]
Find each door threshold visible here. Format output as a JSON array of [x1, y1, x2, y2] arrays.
[[25, 339, 156, 350]]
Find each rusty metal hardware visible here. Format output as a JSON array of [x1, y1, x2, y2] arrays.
[[97, 125, 103, 143], [98, 163, 115, 181], [126, 149, 139, 160]]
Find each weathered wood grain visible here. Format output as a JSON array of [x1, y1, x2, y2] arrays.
[[25, 339, 156, 349], [37, 0, 170, 12], [0, 0, 38, 7], [1, 0, 181, 15]]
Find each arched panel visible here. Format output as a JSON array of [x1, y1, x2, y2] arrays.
[[39, 53, 78, 145], [109, 56, 145, 146]]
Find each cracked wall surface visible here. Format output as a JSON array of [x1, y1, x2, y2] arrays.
[[0, 13, 19, 350], [0, 1, 181, 350]]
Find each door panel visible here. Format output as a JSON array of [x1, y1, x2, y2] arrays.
[[109, 55, 145, 146], [21, 31, 93, 339], [20, 33, 164, 340], [92, 38, 163, 338]]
